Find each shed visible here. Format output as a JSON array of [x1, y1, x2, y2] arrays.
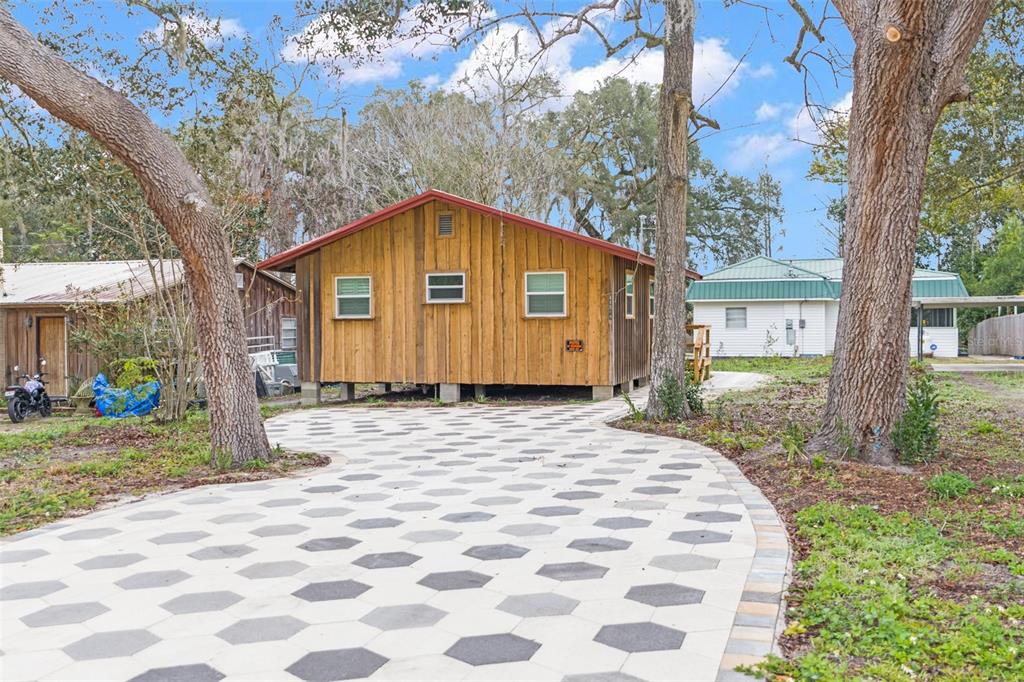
[[257, 190, 701, 402], [0, 259, 297, 397]]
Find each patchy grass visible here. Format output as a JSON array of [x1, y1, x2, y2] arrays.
[[615, 358, 1024, 680], [0, 412, 326, 536]]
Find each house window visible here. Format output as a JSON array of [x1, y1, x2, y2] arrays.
[[625, 271, 635, 319], [437, 213, 454, 237], [235, 272, 245, 289], [911, 307, 954, 328], [426, 272, 466, 303], [335, 276, 372, 318], [725, 307, 747, 329], [648, 278, 655, 318], [525, 272, 566, 317], [280, 317, 297, 349]]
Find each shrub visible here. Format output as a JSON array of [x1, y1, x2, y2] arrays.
[[927, 471, 975, 500], [892, 372, 940, 464], [685, 378, 705, 415], [655, 372, 687, 421]]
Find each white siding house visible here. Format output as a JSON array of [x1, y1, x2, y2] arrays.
[[690, 257, 969, 359]]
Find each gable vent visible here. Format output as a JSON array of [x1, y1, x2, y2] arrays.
[[437, 213, 454, 236]]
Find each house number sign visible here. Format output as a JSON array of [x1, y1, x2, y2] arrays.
[[565, 339, 585, 352]]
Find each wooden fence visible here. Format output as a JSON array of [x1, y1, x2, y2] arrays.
[[968, 313, 1024, 357], [687, 324, 712, 383]]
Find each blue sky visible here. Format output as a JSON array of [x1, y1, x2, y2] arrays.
[[14, 1, 855, 264]]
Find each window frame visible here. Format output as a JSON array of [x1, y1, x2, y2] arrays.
[[524, 271, 568, 318], [425, 272, 467, 304], [624, 270, 635, 319], [725, 307, 747, 329], [334, 275, 373, 320], [648, 277, 655, 319], [280, 317, 297, 350], [911, 307, 955, 328], [235, 271, 245, 289]]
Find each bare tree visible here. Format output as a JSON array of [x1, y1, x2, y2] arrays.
[[0, 8, 272, 465], [785, 0, 994, 463]]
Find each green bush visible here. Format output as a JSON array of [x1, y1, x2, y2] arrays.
[[892, 372, 940, 463], [927, 471, 975, 500], [655, 372, 687, 421]]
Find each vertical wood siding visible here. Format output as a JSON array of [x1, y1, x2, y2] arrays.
[[3, 306, 96, 394], [315, 199, 616, 386], [236, 264, 298, 350], [610, 258, 654, 386]]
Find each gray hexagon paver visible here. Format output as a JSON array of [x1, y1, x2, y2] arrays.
[[500, 523, 557, 536], [0, 548, 48, 564], [555, 490, 601, 500], [116, 570, 190, 590], [286, 648, 388, 681], [129, 663, 225, 682], [402, 529, 460, 543], [463, 544, 530, 560], [568, 537, 632, 553], [685, 511, 743, 523], [293, 580, 371, 602], [251, 524, 310, 537], [625, 583, 705, 607], [594, 517, 651, 530], [536, 562, 608, 581], [76, 553, 146, 570], [698, 494, 743, 505], [360, 603, 447, 630], [126, 510, 179, 522], [348, 517, 402, 529], [60, 527, 119, 541], [217, 615, 307, 644], [210, 512, 265, 524], [472, 496, 522, 506], [0, 580, 66, 600], [389, 502, 439, 512], [188, 545, 255, 561], [632, 485, 680, 495], [649, 554, 721, 572], [299, 536, 360, 552], [529, 505, 582, 517], [353, 551, 421, 569], [669, 530, 733, 544], [160, 590, 244, 614], [260, 497, 309, 508], [149, 531, 210, 545], [441, 511, 495, 523], [497, 593, 579, 617], [63, 629, 160, 660], [418, 570, 492, 591], [301, 507, 353, 518], [445, 633, 540, 665], [21, 601, 109, 627], [563, 673, 646, 682], [238, 561, 307, 579], [594, 622, 686, 652]]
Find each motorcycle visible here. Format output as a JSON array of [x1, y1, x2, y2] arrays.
[[5, 359, 52, 423]]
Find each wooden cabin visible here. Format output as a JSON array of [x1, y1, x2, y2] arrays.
[[257, 190, 702, 402], [0, 259, 297, 397]]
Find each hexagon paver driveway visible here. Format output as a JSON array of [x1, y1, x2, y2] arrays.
[[0, 387, 764, 681]]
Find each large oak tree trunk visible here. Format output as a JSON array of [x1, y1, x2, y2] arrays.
[[0, 9, 271, 465], [813, 0, 992, 463], [647, 0, 695, 421]]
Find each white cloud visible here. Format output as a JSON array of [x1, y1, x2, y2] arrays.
[[142, 15, 245, 48], [444, 24, 754, 108], [755, 102, 782, 121], [729, 91, 852, 171], [283, 4, 477, 85]]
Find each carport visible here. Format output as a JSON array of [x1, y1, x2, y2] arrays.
[[912, 295, 1024, 361]]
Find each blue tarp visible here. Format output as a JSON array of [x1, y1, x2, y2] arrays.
[[92, 373, 161, 418]]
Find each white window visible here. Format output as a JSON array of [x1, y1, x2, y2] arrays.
[[649, 278, 655, 318], [426, 272, 466, 303], [235, 272, 245, 289], [725, 307, 747, 329], [281, 317, 297, 350], [525, 272, 566, 317], [335, 276, 372, 319], [625, 271, 635, 319]]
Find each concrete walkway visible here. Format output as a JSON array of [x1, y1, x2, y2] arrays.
[[0, 389, 787, 682]]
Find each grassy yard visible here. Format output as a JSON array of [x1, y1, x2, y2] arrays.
[[619, 357, 1024, 681], [0, 409, 327, 536]]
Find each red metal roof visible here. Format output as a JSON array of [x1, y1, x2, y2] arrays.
[[257, 189, 701, 279]]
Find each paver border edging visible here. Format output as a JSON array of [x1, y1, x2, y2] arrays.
[[596, 397, 791, 682]]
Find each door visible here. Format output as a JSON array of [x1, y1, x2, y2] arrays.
[[37, 317, 67, 396]]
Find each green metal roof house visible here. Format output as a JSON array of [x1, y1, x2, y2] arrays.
[[688, 256, 968, 358]]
